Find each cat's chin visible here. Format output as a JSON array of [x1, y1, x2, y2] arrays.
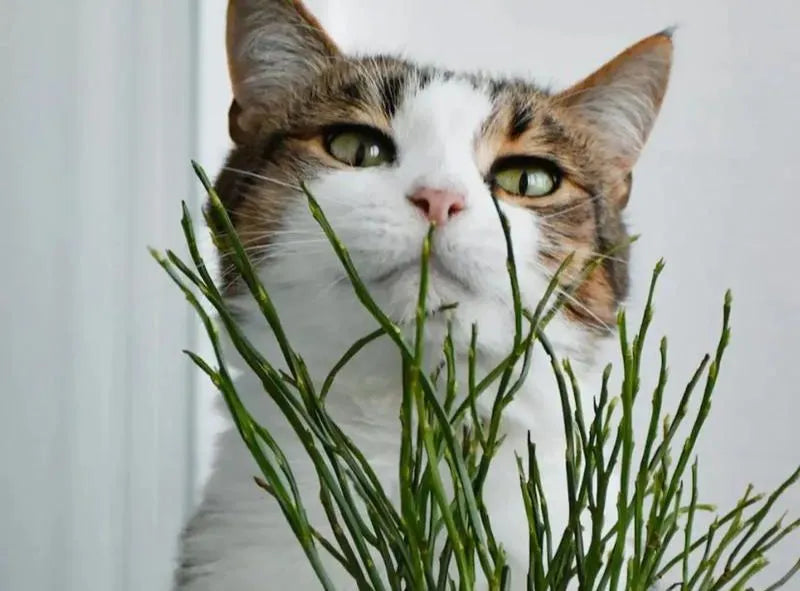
[[369, 257, 474, 295], [366, 267, 482, 334]]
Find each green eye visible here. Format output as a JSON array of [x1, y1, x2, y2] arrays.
[[325, 126, 395, 168], [492, 160, 560, 198]]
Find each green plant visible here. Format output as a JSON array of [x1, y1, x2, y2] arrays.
[[152, 163, 800, 590]]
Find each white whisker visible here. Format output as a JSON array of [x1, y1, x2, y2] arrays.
[[528, 257, 612, 331], [538, 193, 603, 222], [221, 166, 302, 191]]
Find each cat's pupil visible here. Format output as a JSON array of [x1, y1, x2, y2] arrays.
[[519, 172, 528, 195], [354, 143, 366, 167]]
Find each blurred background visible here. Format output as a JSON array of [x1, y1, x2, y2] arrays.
[[2, 1, 799, 590]]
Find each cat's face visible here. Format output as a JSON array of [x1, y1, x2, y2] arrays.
[[214, 0, 672, 347]]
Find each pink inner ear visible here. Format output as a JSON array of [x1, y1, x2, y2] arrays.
[[555, 32, 673, 170]]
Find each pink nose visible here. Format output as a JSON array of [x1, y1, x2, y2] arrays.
[[408, 187, 466, 225]]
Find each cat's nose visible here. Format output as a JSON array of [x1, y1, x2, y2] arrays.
[[407, 187, 466, 225]]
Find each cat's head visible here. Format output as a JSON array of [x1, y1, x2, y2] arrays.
[[213, 0, 672, 353]]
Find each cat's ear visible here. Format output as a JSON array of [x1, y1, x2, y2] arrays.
[[555, 31, 673, 173], [226, 0, 340, 142]]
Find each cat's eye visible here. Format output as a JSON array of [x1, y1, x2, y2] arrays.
[[491, 157, 561, 198], [324, 125, 396, 168]]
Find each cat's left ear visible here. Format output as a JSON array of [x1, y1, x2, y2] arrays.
[[555, 31, 673, 174], [226, 0, 341, 142]]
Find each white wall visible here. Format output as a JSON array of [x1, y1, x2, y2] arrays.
[[1, 2, 198, 590], [197, 0, 800, 585]]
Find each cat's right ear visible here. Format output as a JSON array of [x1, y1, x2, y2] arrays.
[[226, 0, 340, 143], [554, 31, 673, 175]]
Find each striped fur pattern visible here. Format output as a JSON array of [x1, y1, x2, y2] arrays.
[[176, 1, 673, 589]]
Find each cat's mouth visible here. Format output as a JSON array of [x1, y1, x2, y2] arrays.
[[369, 256, 473, 293]]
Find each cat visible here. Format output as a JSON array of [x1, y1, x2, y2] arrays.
[[174, 1, 673, 589]]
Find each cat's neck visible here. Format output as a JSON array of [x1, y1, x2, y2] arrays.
[[222, 275, 603, 437]]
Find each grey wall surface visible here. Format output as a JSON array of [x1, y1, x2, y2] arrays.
[[1, 2, 199, 590]]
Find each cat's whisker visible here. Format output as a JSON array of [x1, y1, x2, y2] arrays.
[[208, 185, 358, 221], [540, 244, 629, 266], [537, 193, 604, 222], [221, 167, 303, 191], [237, 232, 330, 246], [216, 245, 338, 293], [237, 242, 331, 259], [312, 273, 350, 303], [216, 247, 326, 276], [557, 288, 611, 331], [236, 229, 325, 243], [259, 229, 323, 237], [260, 239, 329, 249], [528, 258, 613, 331], [226, 210, 290, 224], [537, 235, 630, 266]]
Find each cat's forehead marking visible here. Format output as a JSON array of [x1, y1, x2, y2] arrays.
[[391, 76, 494, 148]]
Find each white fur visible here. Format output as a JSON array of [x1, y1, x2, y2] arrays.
[[177, 78, 611, 590]]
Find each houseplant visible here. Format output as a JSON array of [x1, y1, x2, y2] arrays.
[[153, 163, 800, 590]]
